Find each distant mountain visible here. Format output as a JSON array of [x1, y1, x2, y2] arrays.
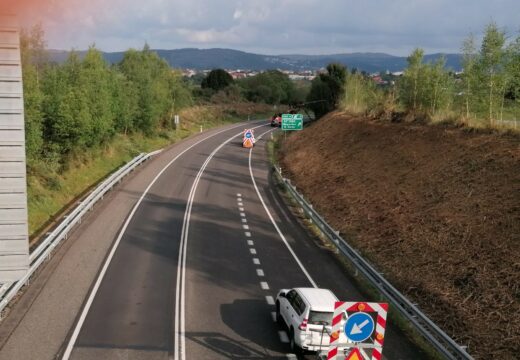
[[47, 48, 463, 73]]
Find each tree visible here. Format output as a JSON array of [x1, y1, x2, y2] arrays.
[[306, 63, 347, 118], [461, 34, 478, 118], [20, 24, 46, 164], [201, 69, 234, 92], [478, 23, 507, 121]]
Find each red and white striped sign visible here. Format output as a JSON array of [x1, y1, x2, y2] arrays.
[[327, 302, 388, 360]]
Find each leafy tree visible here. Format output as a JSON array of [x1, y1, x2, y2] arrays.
[[478, 23, 507, 121], [306, 63, 347, 118], [20, 25, 46, 164], [201, 69, 234, 92], [461, 34, 478, 118], [238, 70, 296, 104]]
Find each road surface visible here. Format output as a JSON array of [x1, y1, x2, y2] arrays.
[[0, 121, 426, 360]]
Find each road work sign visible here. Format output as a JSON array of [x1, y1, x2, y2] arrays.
[[243, 129, 255, 148], [327, 302, 388, 360], [281, 113, 303, 130]]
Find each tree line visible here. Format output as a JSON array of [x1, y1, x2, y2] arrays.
[[21, 25, 193, 169], [306, 23, 520, 126]]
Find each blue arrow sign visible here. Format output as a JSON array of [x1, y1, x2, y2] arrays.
[[344, 312, 375, 343]]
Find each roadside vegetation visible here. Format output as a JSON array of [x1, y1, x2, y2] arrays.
[[306, 23, 520, 131], [21, 26, 277, 237]]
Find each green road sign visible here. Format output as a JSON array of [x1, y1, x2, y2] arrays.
[[282, 114, 304, 130]]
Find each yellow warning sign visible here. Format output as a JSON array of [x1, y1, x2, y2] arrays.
[[345, 348, 363, 360]]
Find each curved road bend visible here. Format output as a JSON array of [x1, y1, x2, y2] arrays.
[[0, 120, 426, 360]]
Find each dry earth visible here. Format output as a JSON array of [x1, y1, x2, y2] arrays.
[[279, 112, 520, 359]]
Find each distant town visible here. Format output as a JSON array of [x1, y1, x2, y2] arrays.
[[181, 68, 407, 86]]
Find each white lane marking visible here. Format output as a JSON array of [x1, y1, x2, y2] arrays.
[[286, 354, 297, 359], [237, 198, 242, 202], [242, 224, 249, 230], [261, 281, 270, 290], [256, 269, 265, 277], [237, 193, 242, 197], [247, 240, 254, 246], [278, 331, 290, 343], [253, 258, 260, 265], [239, 207, 244, 212], [271, 311, 277, 322], [245, 231, 251, 237], [61, 123, 248, 360], [240, 212, 246, 217], [250, 248, 257, 255], [241, 218, 247, 223], [238, 202, 244, 206], [266, 296, 275, 305], [248, 138, 318, 288], [176, 124, 266, 360]]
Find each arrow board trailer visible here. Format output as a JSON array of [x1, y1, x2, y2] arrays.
[[327, 302, 388, 360], [243, 129, 255, 148]]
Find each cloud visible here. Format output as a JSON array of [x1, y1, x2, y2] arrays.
[[10, 0, 520, 55]]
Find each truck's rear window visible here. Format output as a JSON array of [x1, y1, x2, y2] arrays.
[[309, 311, 333, 325]]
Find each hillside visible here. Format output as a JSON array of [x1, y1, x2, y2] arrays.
[[279, 112, 519, 359], [47, 48, 462, 72]]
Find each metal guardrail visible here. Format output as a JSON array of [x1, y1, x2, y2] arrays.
[[273, 166, 473, 360], [0, 151, 161, 317]]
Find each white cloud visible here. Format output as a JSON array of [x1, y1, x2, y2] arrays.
[[15, 0, 520, 55]]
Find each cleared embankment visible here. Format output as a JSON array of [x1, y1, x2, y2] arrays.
[[279, 111, 519, 359]]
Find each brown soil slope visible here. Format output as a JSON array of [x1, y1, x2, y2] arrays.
[[279, 112, 519, 359]]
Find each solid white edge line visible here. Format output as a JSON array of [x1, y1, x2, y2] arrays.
[[176, 124, 266, 360], [248, 130, 318, 288], [61, 123, 247, 360]]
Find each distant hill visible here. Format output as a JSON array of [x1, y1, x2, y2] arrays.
[[47, 48, 462, 73]]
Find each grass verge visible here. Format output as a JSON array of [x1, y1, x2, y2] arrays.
[[28, 104, 270, 240]]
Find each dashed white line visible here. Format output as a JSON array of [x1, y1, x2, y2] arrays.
[[242, 224, 249, 230], [237, 193, 242, 197], [238, 202, 243, 206], [266, 296, 275, 305], [247, 240, 254, 246], [286, 354, 297, 359], [271, 311, 277, 322], [245, 231, 251, 237], [240, 212, 246, 217], [249, 248, 257, 255], [261, 281, 270, 290], [239, 207, 244, 212], [256, 269, 264, 277], [237, 198, 242, 202], [241, 218, 247, 223], [253, 258, 260, 265], [278, 331, 289, 343]]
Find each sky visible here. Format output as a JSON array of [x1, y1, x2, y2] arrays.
[[4, 0, 520, 56]]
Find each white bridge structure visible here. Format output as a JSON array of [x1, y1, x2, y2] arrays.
[[0, 14, 29, 282]]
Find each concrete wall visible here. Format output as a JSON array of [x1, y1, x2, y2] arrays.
[[0, 14, 29, 282]]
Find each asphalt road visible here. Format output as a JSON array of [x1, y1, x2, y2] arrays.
[[0, 120, 427, 360]]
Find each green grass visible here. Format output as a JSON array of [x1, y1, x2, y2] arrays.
[[27, 107, 256, 239]]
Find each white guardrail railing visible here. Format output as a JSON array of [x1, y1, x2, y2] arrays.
[[0, 150, 162, 317], [273, 166, 474, 360]]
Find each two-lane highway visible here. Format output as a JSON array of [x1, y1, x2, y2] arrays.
[[0, 120, 426, 360]]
